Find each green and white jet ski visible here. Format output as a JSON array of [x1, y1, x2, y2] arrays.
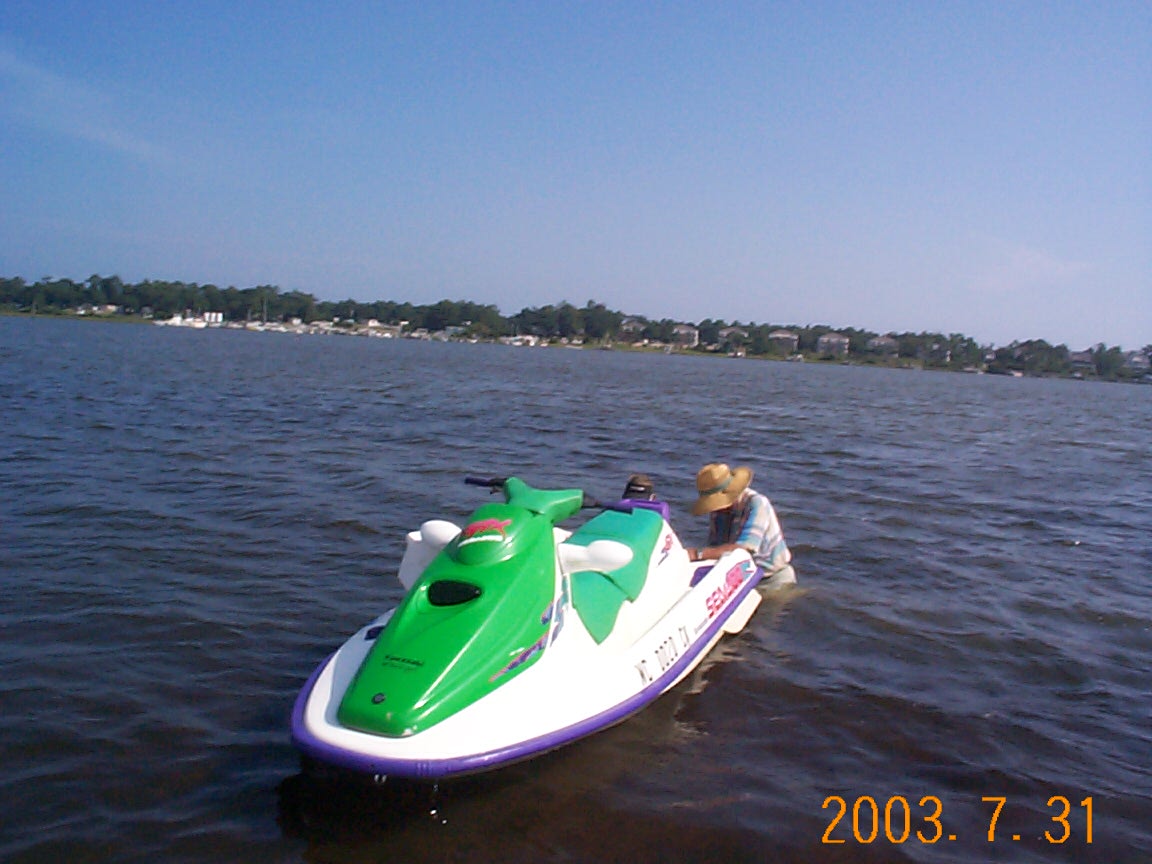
[[291, 476, 790, 780]]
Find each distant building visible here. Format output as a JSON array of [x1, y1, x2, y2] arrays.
[[817, 332, 850, 356], [620, 317, 647, 343], [866, 335, 898, 354], [1124, 351, 1151, 371], [672, 324, 699, 348], [768, 329, 799, 354], [718, 326, 748, 342], [620, 317, 646, 333]]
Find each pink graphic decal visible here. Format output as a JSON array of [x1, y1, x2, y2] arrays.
[[490, 631, 548, 682], [459, 517, 513, 546], [706, 560, 754, 618], [462, 518, 512, 538]]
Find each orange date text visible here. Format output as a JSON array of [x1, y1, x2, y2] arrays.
[[821, 795, 1093, 845]]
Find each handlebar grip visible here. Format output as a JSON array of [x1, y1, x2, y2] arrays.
[[464, 476, 506, 488]]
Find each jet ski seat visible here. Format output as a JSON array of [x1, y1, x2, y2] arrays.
[[565, 507, 665, 643]]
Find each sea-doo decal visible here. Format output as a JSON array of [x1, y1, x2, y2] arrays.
[[458, 517, 513, 546], [489, 631, 548, 683], [706, 560, 755, 618], [544, 580, 569, 645]]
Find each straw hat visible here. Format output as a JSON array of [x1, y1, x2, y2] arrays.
[[691, 463, 753, 515]]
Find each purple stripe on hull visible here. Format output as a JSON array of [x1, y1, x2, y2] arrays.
[[690, 565, 712, 587], [291, 566, 763, 779]]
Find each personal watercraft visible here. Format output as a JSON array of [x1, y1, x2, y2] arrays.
[[291, 476, 793, 780]]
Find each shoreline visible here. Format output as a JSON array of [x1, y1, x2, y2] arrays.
[[4, 309, 1147, 385]]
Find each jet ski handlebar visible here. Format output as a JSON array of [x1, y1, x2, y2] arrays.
[[464, 476, 506, 490], [464, 476, 599, 509]]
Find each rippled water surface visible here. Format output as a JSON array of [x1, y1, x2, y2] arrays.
[[2, 317, 1150, 863]]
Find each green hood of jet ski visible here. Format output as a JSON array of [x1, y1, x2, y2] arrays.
[[337, 480, 582, 737]]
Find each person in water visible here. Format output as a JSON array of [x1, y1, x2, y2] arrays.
[[621, 473, 656, 500], [685, 462, 792, 576]]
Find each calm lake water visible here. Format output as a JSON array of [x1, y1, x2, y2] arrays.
[[2, 316, 1149, 863]]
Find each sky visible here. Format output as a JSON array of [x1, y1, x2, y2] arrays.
[[1, 1, 1149, 349]]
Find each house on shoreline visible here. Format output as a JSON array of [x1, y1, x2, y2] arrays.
[[866, 335, 898, 354], [672, 324, 699, 348], [817, 332, 850, 357], [768, 330, 799, 354]]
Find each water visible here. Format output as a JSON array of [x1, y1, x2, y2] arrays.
[[2, 316, 1149, 863]]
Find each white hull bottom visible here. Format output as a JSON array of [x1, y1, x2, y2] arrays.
[[293, 553, 780, 779]]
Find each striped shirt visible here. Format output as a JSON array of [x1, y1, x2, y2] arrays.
[[707, 487, 791, 573]]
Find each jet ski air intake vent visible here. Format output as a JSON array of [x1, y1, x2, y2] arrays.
[[427, 580, 482, 606]]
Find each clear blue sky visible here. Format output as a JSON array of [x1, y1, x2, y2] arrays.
[[2, 1, 1148, 349]]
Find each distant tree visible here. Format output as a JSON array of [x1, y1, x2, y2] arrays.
[[424, 299, 458, 332], [278, 290, 315, 322], [799, 325, 836, 353], [1092, 344, 1125, 378], [41, 277, 81, 308], [99, 276, 122, 306], [332, 297, 359, 322], [556, 302, 583, 338], [842, 327, 876, 355], [986, 339, 1071, 375], [201, 283, 223, 314], [467, 302, 506, 336], [582, 300, 619, 340], [696, 318, 723, 346], [894, 332, 929, 360], [0, 276, 26, 307], [946, 333, 984, 369], [217, 287, 242, 320], [642, 319, 677, 343], [512, 304, 559, 336], [747, 324, 772, 355], [1033, 340, 1069, 374]]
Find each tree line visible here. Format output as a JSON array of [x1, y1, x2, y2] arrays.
[[2, 274, 1147, 380]]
